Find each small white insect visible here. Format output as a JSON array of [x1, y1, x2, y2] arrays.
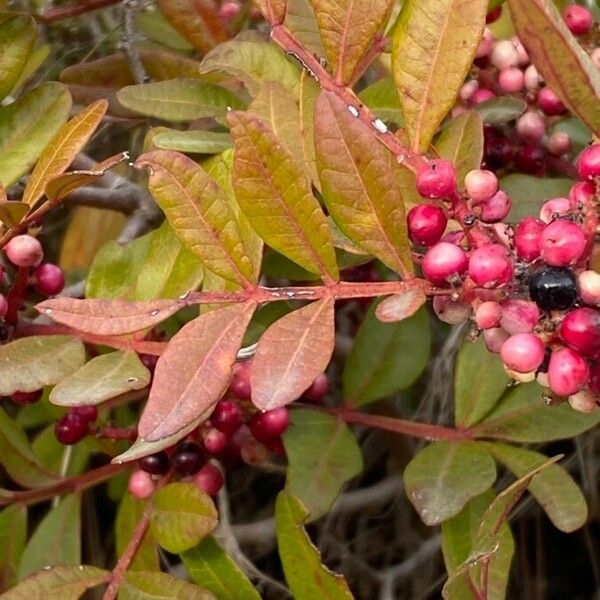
[[372, 118, 388, 134], [347, 105, 359, 117]]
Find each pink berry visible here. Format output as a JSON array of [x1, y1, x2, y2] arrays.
[[484, 327, 510, 353], [212, 400, 244, 435], [511, 36, 530, 65], [475, 301, 502, 330], [540, 220, 586, 266], [559, 308, 600, 357], [465, 169, 498, 202], [416, 160, 456, 199], [569, 181, 595, 207], [128, 470, 155, 499], [546, 132, 572, 156], [491, 40, 520, 69], [524, 65, 543, 91], [473, 190, 511, 223], [471, 88, 496, 104], [563, 5, 593, 35], [34, 263, 65, 296], [577, 145, 600, 181], [468, 244, 513, 288], [548, 347, 589, 396], [578, 270, 600, 305], [516, 112, 546, 144], [421, 242, 468, 286], [219, 0, 240, 20], [240, 435, 269, 465], [193, 463, 224, 496], [4, 235, 43, 268], [0, 294, 7, 319], [303, 372, 329, 402], [229, 361, 252, 400], [460, 80, 479, 103], [432, 296, 472, 324], [407, 204, 447, 246], [248, 408, 290, 442], [514, 217, 545, 261], [500, 333, 545, 373], [498, 67, 525, 93], [203, 427, 228, 454], [500, 299, 540, 334], [476, 29, 494, 58], [538, 88, 566, 116], [539, 197, 573, 224]]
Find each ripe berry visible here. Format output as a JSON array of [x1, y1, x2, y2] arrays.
[[468, 244, 513, 288], [432, 296, 472, 324], [475, 301, 502, 330], [548, 347, 589, 396], [460, 80, 479, 103], [563, 5, 593, 35], [172, 441, 205, 475], [498, 67, 525, 93], [577, 144, 600, 181], [539, 197, 573, 223], [486, 6, 502, 23], [491, 40, 520, 69], [589, 363, 600, 394], [473, 190, 511, 223], [559, 308, 600, 357], [4, 235, 43, 268], [465, 169, 498, 202], [538, 88, 566, 116], [203, 427, 228, 454], [248, 408, 290, 442], [422, 242, 468, 286], [471, 88, 496, 104], [500, 333, 545, 373], [138, 451, 170, 475], [193, 463, 224, 496], [499, 299, 540, 334], [128, 470, 155, 499], [303, 372, 329, 402], [416, 160, 457, 199], [546, 132, 572, 156], [484, 134, 513, 169], [72, 405, 98, 423], [516, 112, 546, 144], [33, 263, 65, 296], [578, 270, 600, 306], [515, 145, 546, 176], [540, 220, 586, 267], [11, 389, 43, 405], [219, 1, 241, 21], [139, 354, 158, 373], [528, 266, 578, 311], [211, 400, 244, 435], [229, 361, 252, 400], [55, 413, 89, 445], [407, 204, 447, 246], [569, 181, 595, 207], [514, 217, 544, 261]]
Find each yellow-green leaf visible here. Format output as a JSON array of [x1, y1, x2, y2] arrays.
[[0, 200, 28, 227], [121, 571, 215, 600], [391, 0, 488, 151], [0, 14, 36, 102], [154, 130, 232, 154], [285, 0, 326, 56]]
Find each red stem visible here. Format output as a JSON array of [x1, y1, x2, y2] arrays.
[[5, 268, 31, 325], [38, 0, 121, 23]]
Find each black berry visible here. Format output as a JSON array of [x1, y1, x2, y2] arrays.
[[138, 451, 170, 475], [528, 266, 578, 311], [172, 441, 205, 475]]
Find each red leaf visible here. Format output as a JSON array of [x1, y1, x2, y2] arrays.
[[251, 297, 335, 411], [36, 298, 182, 336], [375, 287, 428, 323]]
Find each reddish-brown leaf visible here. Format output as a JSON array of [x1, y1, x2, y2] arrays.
[[138, 302, 256, 444], [375, 287, 428, 323], [254, 0, 287, 23], [251, 297, 334, 410], [36, 298, 181, 336]]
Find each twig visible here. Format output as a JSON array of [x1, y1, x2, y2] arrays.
[[38, 0, 121, 23], [120, 0, 148, 85]]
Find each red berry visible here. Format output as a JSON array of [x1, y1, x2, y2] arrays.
[[548, 347, 589, 396], [229, 361, 252, 400], [465, 169, 498, 202], [128, 470, 155, 499], [5, 235, 43, 268], [468, 244, 513, 288], [248, 408, 290, 442], [515, 145, 546, 176], [589, 363, 600, 394], [33, 263, 65, 296], [407, 204, 447, 246], [475, 301, 502, 330], [172, 441, 205, 475], [563, 5, 593, 35], [569, 181, 595, 207], [303, 372, 329, 402], [514, 217, 544, 261], [578, 270, 600, 306], [538, 88, 566, 116], [577, 145, 600, 181], [540, 220, 586, 266], [500, 333, 545, 373], [499, 299, 540, 334], [55, 413, 89, 444], [193, 463, 224, 496], [264, 436, 286, 456], [416, 160, 457, 199], [539, 197, 573, 224], [484, 134, 513, 170], [473, 190, 511, 223], [486, 6, 502, 23], [203, 427, 228, 454], [212, 400, 244, 435], [138, 451, 170, 475], [422, 242, 468, 286], [559, 308, 600, 357], [11, 389, 43, 405], [72, 405, 98, 423]]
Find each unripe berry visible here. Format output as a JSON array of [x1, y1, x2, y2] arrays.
[[539, 197, 573, 224], [421, 242, 468, 286], [559, 307, 600, 357], [407, 204, 447, 246], [568, 389, 598, 413], [416, 160, 456, 199], [5, 235, 43, 268], [248, 408, 290, 442], [240, 435, 269, 466], [569, 181, 595, 207], [465, 169, 498, 202], [504, 368, 537, 383], [540, 220, 586, 266], [515, 144, 546, 176], [203, 427, 228, 454], [498, 67, 525, 93], [491, 40, 520, 69], [500, 299, 540, 334], [577, 144, 600, 181], [577, 270, 600, 305], [55, 413, 89, 445], [538, 88, 566, 116], [516, 112, 546, 144], [548, 348, 589, 396], [474, 190, 511, 223], [546, 132, 572, 156], [500, 333, 545, 373], [193, 463, 224, 496], [483, 327, 510, 353], [303, 372, 329, 402], [432, 296, 472, 324], [11, 389, 43, 405], [33, 263, 65, 296], [528, 266, 578, 311], [524, 65, 543, 91], [229, 360, 252, 400], [514, 217, 544, 261], [511, 36, 530, 65], [460, 80, 479, 103], [475, 301, 502, 330], [468, 244, 513, 288], [211, 400, 244, 435], [476, 28, 494, 58], [172, 441, 205, 475], [563, 5, 593, 35], [128, 470, 155, 499], [138, 451, 170, 475], [471, 88, 496, 105]]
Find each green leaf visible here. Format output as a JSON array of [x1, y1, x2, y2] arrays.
[[436, 111, 484, 184], [343, 303, 430, 406], [181, 536, 261, 600], [228, 110, 338, 282], [454, 336, 510, 428], [486, 443, 587, 532], [117, 80, 243, 122], [275, 491, 354, 600], [473, 96, 527, 125], [358, 77, 403, 125], [136, 10, 194, 52], [121, 571, 215, 599], [314, 90, 413, 277], [136, 150, 256, 287], [507, 0, 600, 136], [391, 0, 488, 151], [49, 351, 151, 407], [0, 82, 72, 187], [18, 494, 81, 580], [310, 0, 394, 84], [0, 336, 85, 396], [0, 504, 27, 590], [283, 409, 363, 521], [151, 483, 218, 554], [403, 441, 497, 525], [116, 495, 159, 572], [284, 0, 326, 56], [87, 221, 203, 301], [472, 382, 600, 442], [0, 14, 36, 102], [0, 565, 108, 600], [154, 130, 232, 154]]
